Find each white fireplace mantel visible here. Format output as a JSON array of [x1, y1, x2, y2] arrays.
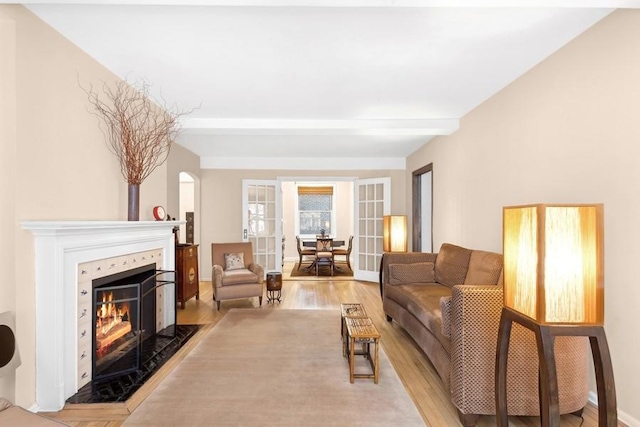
[[21, 220, 183, 412]]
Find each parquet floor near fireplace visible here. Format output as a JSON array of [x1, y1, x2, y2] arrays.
[[43, 262, 614, 427]]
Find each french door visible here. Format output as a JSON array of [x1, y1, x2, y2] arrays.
[[242, 180, 282, 274], [353, 177, 390, 282]]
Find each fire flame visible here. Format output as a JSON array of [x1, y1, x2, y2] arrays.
[[96, 292, 130, 339]]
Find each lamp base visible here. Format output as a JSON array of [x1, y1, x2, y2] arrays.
[[495, 307, 617, 427]]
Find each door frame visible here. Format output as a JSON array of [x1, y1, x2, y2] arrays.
[[412, 163, 433, 252]]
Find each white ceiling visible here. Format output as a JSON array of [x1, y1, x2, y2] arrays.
[[22, 1, 633, 169]]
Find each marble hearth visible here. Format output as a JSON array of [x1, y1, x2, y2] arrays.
[[21, 221, 182, 412]]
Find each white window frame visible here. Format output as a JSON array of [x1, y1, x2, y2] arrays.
[[295, 183, 337, 238]]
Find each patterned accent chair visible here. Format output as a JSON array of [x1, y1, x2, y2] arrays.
[[381, 243, 590, 426], [211, 242, 264, 310]]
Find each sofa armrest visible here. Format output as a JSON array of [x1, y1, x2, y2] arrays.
[[449, 284, 504, 414], [212, 264, 224, 289], [440, 296, 452, 339], [449, 284, 590, 416], [248, 263, 264, 284]]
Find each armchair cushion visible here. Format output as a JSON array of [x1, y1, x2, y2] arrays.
[[388, 262, 435, 285], [221, 268, 258, 286], [224, 252, 245, 271]]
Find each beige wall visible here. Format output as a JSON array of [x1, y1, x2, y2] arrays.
[[0, 5, 173, 407], [406, 9, 639, 423], [200, 169, 404, 279], [0, 12, 18, 402]]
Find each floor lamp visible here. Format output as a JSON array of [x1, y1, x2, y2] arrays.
[[379, 215, 408, 296], [383, 215, 408, 253], [495, 204, 617, 427]]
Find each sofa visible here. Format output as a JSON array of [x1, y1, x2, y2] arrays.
[[381, 243, 590, 427], [0, 398, 67, 426]]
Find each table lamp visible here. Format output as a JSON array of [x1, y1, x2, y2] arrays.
[[496, 204, 617, 427], [383, 215, 408, 253]]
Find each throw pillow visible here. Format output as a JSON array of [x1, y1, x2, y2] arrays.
[[388, 262, 435, 285], [224, 252, 245, 271]]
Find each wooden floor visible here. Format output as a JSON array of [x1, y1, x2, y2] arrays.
[[45, 263, 612, 427]]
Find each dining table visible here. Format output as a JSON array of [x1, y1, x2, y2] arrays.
[[302, 239, 345, 248], [301, 238, 345, 274]]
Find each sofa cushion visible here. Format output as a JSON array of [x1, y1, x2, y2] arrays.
[[434, 243, 472, 288], [464, 250, 503, 285], [221, 268, 258, 286], [385, 283, 452, 352], [388, 262, 435, 285]]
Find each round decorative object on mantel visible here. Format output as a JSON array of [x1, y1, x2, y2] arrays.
[[153, 206, 166, 221]]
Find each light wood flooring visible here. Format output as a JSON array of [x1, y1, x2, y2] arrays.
[[44, 262, 614, 427]]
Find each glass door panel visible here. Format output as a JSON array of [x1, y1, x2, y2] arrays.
[[242, 180, 282, 274], [353, 177, 390, 282]]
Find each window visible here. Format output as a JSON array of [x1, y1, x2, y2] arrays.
[[297, 186, 334, 236]]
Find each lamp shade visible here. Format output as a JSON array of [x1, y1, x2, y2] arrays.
[[503, 204, 604, 325], [383, 215, 407, 252]]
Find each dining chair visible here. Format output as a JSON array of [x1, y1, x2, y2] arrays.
[[296, 235, 316, 270], [315, 237, 334, 276], [333, 235, 353, 270]]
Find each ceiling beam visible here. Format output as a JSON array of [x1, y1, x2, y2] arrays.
[[180, 118, 459, 136], [13, 0, 640, 7]]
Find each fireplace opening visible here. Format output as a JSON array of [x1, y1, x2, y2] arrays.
[[92, 264, 159, 381]]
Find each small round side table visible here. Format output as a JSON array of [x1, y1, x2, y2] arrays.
[[266, 272, 283, 303]]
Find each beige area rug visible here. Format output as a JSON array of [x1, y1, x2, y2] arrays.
[[123, 309, 425, 426]]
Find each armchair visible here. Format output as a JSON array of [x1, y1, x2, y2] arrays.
[[211, 242, 264, 310]]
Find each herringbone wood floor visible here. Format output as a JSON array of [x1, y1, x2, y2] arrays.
[[43, 262, 613, 427]]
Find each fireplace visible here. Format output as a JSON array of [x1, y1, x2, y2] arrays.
[[21, 221, 183, 411]]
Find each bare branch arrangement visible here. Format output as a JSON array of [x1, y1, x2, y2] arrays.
[[83, 78, 188, 186]]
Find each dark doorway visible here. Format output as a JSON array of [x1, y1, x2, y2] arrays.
[[412, 163, 433, 252]]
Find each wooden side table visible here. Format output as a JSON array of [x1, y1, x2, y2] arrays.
[[176, 243, 199, 309], [345, 316, 380, 384], [266, 272, 282, 303]]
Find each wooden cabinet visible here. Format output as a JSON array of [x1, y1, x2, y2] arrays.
[[176, 243, 199, 309]]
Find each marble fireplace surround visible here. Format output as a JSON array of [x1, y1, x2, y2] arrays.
[[21, 221, 182, 412]]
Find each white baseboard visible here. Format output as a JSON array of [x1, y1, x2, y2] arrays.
[[589, 391, 639, 427]]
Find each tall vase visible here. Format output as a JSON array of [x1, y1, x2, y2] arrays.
[[128, 183, 140, 221]]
